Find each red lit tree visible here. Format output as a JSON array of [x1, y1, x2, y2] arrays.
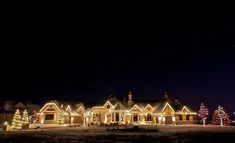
[[198, 102, 208, 126], [213, 105, 230, 126], [223, 113, 230, 126], [213, 111, 220, 125]]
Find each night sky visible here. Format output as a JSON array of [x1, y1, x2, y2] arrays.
[[1, 8, 235, 113]]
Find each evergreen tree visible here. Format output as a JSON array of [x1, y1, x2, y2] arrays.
[[213, 105, 229, 126], [223, 113, 230, 126], [213, 110, 230, 126], [212, 111, 220, 125], [11, 109, 22, 130], [21, 110, 29, 124], [57, 111, 64, 125], [198, 102, 208, 126]]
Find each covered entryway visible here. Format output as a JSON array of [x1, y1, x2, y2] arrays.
[[73, 116, 83, 124], [165, 116, 172, 124]]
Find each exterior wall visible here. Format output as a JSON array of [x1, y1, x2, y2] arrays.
[[0, 114, 14, 124], [175, 115, 196, 125], [90, 108, 108, 125]]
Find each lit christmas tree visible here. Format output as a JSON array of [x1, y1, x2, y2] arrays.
[[21, 110, 29, 124], [213, 105, 229, 126], [21, 110, 29, 129], [212, 111, 220, 125], [57, 111, 64, 125], [198, 102, 208, 126], [11, 109, 22, 130]]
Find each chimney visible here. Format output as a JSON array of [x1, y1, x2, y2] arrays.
[[164, 91, 168, 99], [174, 98, 179, 104]]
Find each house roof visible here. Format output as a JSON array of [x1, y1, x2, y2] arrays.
[[38, 93, 196, 114], [26, 104, 41, 115], [113, 102, 126, 111]]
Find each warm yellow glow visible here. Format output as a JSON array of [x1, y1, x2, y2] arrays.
[[39, 103, 61, 113], [66, 105, 71, 112], [129, 104, 143, 112], [182, 106, 189, 112], [102, 101, 113, 108], [163, 117, 165, 122], [162, 102, 175, 113], [76, 106, 85, 113], [71, 117, 74, 124], [144, 104, 153, 110], [41, 119, 44, 124], [172, 116, 175, 122], [104, 115, 107, 123]]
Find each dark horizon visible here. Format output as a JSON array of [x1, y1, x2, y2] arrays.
[[1, 9, 235, 113]]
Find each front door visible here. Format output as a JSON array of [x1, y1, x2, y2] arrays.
[[165, 116, 172, 124]]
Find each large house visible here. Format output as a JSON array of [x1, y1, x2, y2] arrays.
[[38, 101, 85, 125], [38, 92, 197, 126]]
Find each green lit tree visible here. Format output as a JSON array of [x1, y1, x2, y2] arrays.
[[11, 109, 22, 130], [57, 111, 64, 125], [21, 110, 29, 129]]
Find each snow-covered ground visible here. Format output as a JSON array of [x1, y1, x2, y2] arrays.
[[0, 125, 235, 142]]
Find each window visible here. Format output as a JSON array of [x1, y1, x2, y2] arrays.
[[186, 115, 190, 120], [45, 114, 54, 120], [107, 105, 110, 109], [116, 113, 119, 121], [146, 114, 152, 121], [178, 115, 182, 121]]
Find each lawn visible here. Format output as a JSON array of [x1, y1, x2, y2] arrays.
[[0, 125, 235, 143]]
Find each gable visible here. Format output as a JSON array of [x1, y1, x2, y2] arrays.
[[39, 103, 61, 113], [66, 105, 72, 113], [103, 101, 113, 109], [144, 104, 153, 112], [162, 103, 174, 114], [113, 102, 126, 111], [77, 106, 85, 114], [182, 106, 189, 113], [130, 105, 142, 113]]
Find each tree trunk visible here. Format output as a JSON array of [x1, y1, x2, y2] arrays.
[[220, 118, 223, 126], [203, 119, 206, 126]]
